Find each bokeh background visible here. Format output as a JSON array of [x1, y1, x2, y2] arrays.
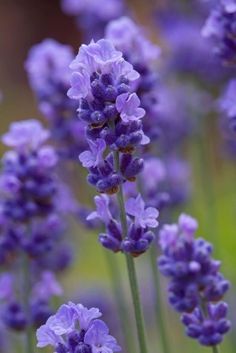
[[0, 1, 235, 352]]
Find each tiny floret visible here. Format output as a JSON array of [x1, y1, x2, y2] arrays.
[[2, 120, 49, 150]]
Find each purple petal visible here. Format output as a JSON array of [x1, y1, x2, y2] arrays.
[[36, 324, 63, 348], [79, 150, 94, 168], [47, 304, 75, 335], [70, 303, 101, 330]]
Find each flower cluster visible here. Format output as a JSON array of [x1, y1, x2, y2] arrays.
[[158, 214, 231, 346], [25, 39, 87, 159], [0, 120, 72, 332], [202, 0, 236, 66], [68, 39, 148, 194], [68, 39, 159, 255], [36, 301, 121, 353], [87, 194, 158, 256], [61, 0, 124, 41]]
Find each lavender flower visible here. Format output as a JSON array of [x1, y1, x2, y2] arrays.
[[2, 119, 49, 151], [158, 214, 231, 346], [202, 0, 236, 66], [0, 120, 72, 332], [37, 301, 121, 353], [87, 194, 158, 256], [25, 39, 87, 159], [125, 194, 159, 229], [182, 302, 231, 346], [67, 38, 159, 255], [106, 17, 160, 68], [68, 39, 148, 194]]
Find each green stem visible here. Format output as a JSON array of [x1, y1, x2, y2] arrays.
[[104, 251, 133, 352], [150, 245, 171, 353], [125, 254, 148, 353], [114, 150, 148, 353], [212, 346, 221, 353], [22, 255, 34, 353]]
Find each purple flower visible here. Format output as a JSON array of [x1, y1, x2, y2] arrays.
[[68, 39, 139, 102], [79, 139, 106, 168], [46, 303, 76, 335], [26, 39, 87, 159], [141, 157, 166, 191], [178, 213, 198, 235], [158, 214, 231, 346], [0, 174, 21, 195], [106, 16, 160, 66], [0, 118, 73, 333], [116, 93, 145, 123], [37, 146, 58, 168], [32, 272, 63, 301], [222, 0, 236, 12], [182, 302, 231, 346], [158, 224, 179, 252], [84, 319, 121, 352], [87, 195, 112, 224], [68, 38, 146, 194], [126, 194, 159, 229], [202, 0, 236, 65], [37, 302, 120, 353], [1, 120, 49, 151], [25, 39, 73, 94], [37, 324, 63, 348], [70, 303, 101, 330]]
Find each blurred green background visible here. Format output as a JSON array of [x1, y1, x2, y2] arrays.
[[0, 1, 235, 353]]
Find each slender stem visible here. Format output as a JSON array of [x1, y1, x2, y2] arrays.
[[212, 346, 221, 353], [114, 150, 148, 353], [125, 254, 148, 353], [22, 255, 34, 353], [150, 245, 171, 353], [104, 250, 133, 352]]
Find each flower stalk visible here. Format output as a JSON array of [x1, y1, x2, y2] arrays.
[[114, 150, 148, 353], [150, 245, 171, 353], [104, 250, 133, 352], [22, 255, 34, 353]]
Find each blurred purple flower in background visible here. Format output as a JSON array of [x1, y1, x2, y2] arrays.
[[202, 0, 236, 66], [158, 214, 231, 346], [25, 39, 87, 159], [0, 119, 73, 332]]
